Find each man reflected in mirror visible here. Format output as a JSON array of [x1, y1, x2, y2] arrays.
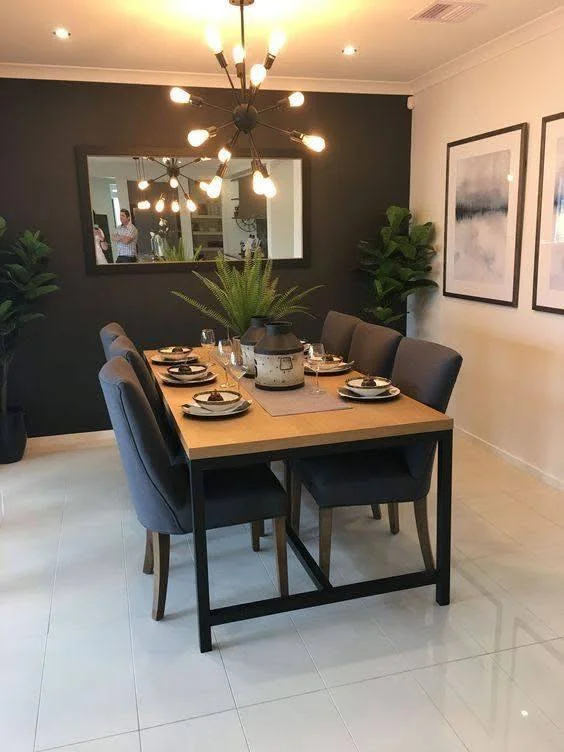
[[114, 209, 138, 263]]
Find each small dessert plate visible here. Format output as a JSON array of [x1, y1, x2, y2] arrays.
[[182, 399, 252, 418], [161, 373, 216, 387], [193, 389, 242, 413], [345, 376, 391, 396], [157, 346, 193, 362], [338, 386, 400, 402], [166, 364, 208, 382]]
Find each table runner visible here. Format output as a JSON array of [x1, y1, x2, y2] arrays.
[[247, 381, 352, 417]]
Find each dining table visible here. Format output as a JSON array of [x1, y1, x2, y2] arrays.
[[145, 348, 454, 653]]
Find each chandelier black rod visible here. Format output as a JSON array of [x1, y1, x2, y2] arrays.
[[224, 69, 241, 105], [201, 100, 235, 114], [239, 1, 247, 98], [257, 102, 284, 115], [257, 120, 293, 138]]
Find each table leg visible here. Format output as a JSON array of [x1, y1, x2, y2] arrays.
[[435, 430, 453, 606], [190, 462, 212, 652]]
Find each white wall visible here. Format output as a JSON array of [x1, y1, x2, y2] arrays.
[[410, 24, 564, 485], [266, 160, 302, 258]]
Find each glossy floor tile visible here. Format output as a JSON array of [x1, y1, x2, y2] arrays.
[[2, 430, 564, 750]]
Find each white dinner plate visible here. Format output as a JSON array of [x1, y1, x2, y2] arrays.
[[182, 399, 252, 418], [338, 386, 401, 402], [161, 373, 216, 387], [305, 362, 354, 376], [152, 354, 199, 365]]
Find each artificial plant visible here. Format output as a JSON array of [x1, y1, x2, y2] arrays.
[[172, 251, 321, 336], [0, 217, 59, 415], [359, 205, 438, 325]]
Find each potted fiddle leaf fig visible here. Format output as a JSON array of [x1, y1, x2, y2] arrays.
[[171, 251, 321, 336], [0, 217, 59, 463], [359, 205, 438, 329]]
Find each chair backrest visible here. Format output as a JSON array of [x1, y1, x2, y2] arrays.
[[391, 337, 462, 479], [321, 311, 361, 358], [349, 321, 402, 378], [100, 322, 126, 360], [109, 335, 181, 463], [99, 357, 190, 534]]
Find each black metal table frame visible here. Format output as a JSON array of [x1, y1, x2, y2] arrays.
[[189, 428, 453, 653]]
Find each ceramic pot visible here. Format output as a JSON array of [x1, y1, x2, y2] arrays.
[[0, 406, 27, 464], [240, 317, 270, 377], [254, 321, 304, 391]]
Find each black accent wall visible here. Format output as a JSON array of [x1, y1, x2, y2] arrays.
[[0, 79, 411, 436]]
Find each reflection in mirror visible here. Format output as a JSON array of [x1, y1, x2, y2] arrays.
[[86, 155, 303, 264]]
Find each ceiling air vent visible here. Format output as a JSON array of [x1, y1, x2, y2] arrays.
[[411, 2, 485, 23]]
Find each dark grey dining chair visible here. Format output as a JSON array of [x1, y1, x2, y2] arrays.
[[320, 311, 361, 358], [99, 356, 289, 620], [109, 334, 183, 464], [100, 322, 126, 360], [289, 337, 462, 577], [348, 321, 402, 378]]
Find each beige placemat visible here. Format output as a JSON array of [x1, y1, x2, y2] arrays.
[[248, 382, 352, 417]]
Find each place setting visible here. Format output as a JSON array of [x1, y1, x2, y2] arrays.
[[151, 346, 198, 366], [338, 375, 401, 402]]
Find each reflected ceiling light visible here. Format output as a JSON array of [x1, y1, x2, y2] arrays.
[[169, 0, 326, 200], [133, 156, 199, 213], [342, 44, 357, 56], [53, 27, 71, 40]]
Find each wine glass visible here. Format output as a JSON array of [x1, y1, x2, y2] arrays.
[[200, 328, 215, 369], [229, 350, 247, 396], [217, 338, 233, 388], [307, 343, 325, 395]]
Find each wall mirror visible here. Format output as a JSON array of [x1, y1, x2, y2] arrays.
[[76, 147, 308, 273]]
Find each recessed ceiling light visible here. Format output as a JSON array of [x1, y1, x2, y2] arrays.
[[342, 45, 357, 56], [53, 27, 71, 40]]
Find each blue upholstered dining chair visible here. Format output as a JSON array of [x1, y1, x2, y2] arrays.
[[320, 311, 361, 358], [348, 321, 402, 378], [99, 356, 289, 620], [289, 337, 462, 577], [100, 321, 126, 360]]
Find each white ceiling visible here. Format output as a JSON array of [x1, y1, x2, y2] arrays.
[[0, 0, 562, 90]]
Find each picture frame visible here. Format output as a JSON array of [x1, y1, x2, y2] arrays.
[[532, 112, 564, 315], [443, 123, 528, 306]]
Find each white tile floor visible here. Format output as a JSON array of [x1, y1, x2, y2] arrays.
[[2, 431, 564, 751]]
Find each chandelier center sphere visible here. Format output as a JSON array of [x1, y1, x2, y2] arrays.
[[232, 104, 259, 134]]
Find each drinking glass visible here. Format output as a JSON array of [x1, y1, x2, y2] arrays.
[[217, 338, 233, 387], [307, 343, 325, 395], [200, 328, 215, 368], [229, 350, 247, 396]]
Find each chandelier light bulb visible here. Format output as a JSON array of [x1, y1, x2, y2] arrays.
[[186, 198, 197, 212], [302, 134, 326, 152], [170, 87, 191, 104], [169, 176, 179, 189], [218, 146, 232, 164], [199, 181, 210, 193], [187, 129, 210, 147], [250, 64, 267, 88], [205, 27, 223, 55], [171, 199, 180, 213], [288, 91, 305, 108], [262, 176, 277, 199], [252, 170, 265, 195], [138, 179, 149, 190], [268, 29, 286, 56], [232, 44, 245, 64], [137, 200, 150, 210], [207, 175, 223, 199], [155, 198, 165, 213]]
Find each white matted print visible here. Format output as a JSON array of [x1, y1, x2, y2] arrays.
[[533, 112, 564, 314], [444, 124, 528, 306]]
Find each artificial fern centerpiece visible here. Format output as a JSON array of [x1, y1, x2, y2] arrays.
[[171, 252, 321, 336]]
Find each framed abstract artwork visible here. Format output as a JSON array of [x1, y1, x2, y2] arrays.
[[533, 112, 564, 314], [444, 123, 528, 306]]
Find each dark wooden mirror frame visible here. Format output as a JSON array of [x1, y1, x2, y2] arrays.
[[76, 144, 311, 275]]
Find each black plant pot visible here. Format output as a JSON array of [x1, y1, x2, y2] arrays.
[[0, 407, 27, 464]]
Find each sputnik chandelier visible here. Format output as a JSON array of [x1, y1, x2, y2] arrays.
[[169, 0, 326, 201], [135, 156, 204, 213]]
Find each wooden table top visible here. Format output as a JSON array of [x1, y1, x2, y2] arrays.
[[145, 349, 453, 460]]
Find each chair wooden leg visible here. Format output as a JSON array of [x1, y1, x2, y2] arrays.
[[152, 532, 170, 621], [251, 521, 261, 552], [414, 497, 435, 570], [257, 519, 266, 537], [290, 471, 302, 534], [273, 517, 289, 597], [388, 502, 400, 535], [319, 507, 333, 578], [371, 504, 382, 520], [143, 529, 154, 574]]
